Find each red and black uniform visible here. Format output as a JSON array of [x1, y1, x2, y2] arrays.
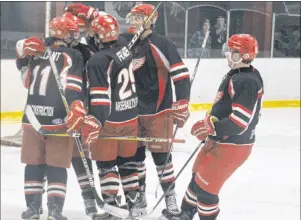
[[122, 32, 190, 115], [121, 31, 191, 194], [209, 65, 263, 144], [22, 47, 84, 127], [86, 40, 140, 202], [20, 46, 84, 219], [182, 66, 264, 220]]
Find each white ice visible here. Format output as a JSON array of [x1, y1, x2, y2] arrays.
[[1, 109, 300, 220]]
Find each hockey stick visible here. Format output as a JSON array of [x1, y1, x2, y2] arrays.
[[155, 31, 211, 198], [24, 106, 185, 144], [148, 141, 205, 216], [127, 1, 162, 50], [0, 138, 22, 147], [36, 48, 129, 218]]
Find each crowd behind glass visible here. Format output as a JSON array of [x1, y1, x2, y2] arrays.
[[1, 1, 300, 59]]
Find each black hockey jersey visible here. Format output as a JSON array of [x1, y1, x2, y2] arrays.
[[121, 32, 191, 115], [210, 66, 264, 144], [71, 41, 98, 104], [22, 47, 84, 127], [86, 41, 137, 125]]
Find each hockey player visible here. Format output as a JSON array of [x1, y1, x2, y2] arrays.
[[61, 12, 99, 219], [66, 14, 144, 219], [123, 3, 191, 214], [161, 34, 264, 220], [65, 2, 191, 214], [18, 16, 84, 220], [15, 12, 100, 219]]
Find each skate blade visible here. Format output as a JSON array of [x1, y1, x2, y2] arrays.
[[22, 215, 40, 220]]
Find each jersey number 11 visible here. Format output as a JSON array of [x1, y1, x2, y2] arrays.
[[29, 65, 52, 96]]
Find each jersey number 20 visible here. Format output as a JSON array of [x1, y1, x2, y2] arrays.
[[118, 62, 136, 100]]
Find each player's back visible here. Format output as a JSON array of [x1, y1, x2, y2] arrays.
[[23, 47, 84, 127], [87, 41, 138, 123]]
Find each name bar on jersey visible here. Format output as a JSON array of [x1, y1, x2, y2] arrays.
[[115, 97, 138, 112], [30, 104, 54, 117]]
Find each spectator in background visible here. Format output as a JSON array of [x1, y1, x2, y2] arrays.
[[211, 15, 227, 57], [188, 19, 212, 58], [274, 25, 300, 57], [289, 26, 300, 57]]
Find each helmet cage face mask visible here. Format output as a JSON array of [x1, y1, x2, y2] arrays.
[[222, 43, 243, 68], [93, 34, 104, 49], [127, 4, 158, 34], [58, 31, 80, 46], [126, 13, 145, 24], [126, 13, 146, 34]]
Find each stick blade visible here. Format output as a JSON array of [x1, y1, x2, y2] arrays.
[[102, 203, 130, 218]]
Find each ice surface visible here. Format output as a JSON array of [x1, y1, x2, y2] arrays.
[[1, 109, 300, 220]]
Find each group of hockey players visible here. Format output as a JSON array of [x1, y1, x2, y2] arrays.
[[15, 2, 264, 220]]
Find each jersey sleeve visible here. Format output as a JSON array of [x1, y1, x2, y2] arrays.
[[64, 50, 85, 105], [162, 38, 191, 101], [213, 76, 261, 137], [86, 55, 111, 126]]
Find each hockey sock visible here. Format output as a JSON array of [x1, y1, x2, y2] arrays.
[[135, 146, 146, 190], [24, 164, 46, 207], [181, 175, 198, 215], [96, 161, 119, 205], [152, 152, 175, 193], [46, 165, 67, 212], [117, 156, 139, 196], [183, 176, 219, 220], [71, 157, 94, 199]]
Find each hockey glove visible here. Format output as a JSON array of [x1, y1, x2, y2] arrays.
[[65, 3, 99, 21], [16, 57, 30, 71], [16, 36, 45, 58], [81, 115, 102, 144], [191, 115, 218, 141], [65, 100, 87, 134], [172, 99, 190, 128]]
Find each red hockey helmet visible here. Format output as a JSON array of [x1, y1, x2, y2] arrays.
[[91, 14, 119, 43], [49, 16, 79, 40], [127, 4, 158, 33], [130, 4, 158, 20], [226, 34, 259, 62], [62, 12, 88, 29]]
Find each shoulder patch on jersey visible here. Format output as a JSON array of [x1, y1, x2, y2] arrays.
[[132, 57, 146, 71]]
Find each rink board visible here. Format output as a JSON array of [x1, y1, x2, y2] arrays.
[[1, 99, 300, 123]]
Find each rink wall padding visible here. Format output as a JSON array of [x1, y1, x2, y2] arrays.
[[1, 58, 300, 122], [1, 100, 300, 123]]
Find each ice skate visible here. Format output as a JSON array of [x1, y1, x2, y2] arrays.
[[165, 189, 180, 213], [84, 198, 98, 219], [126, 191, 147, 219], [47, 204, 67, 220], [21, 201, 41, 220], [160, 208, 195, 220]]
